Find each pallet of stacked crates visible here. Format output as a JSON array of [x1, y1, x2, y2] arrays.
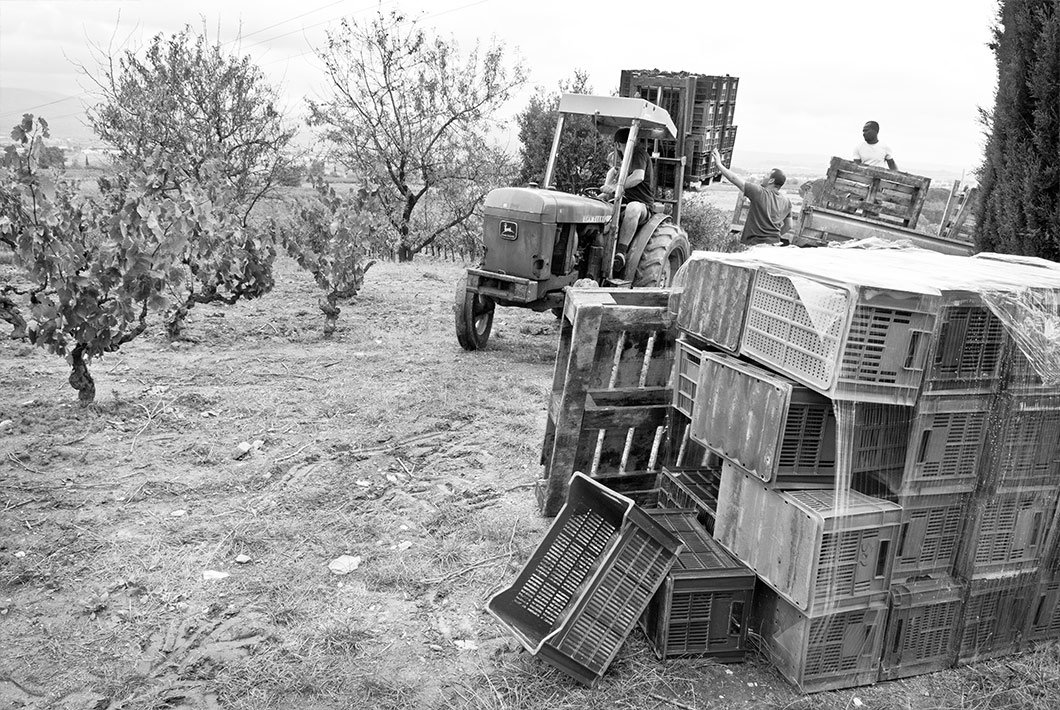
[[955, 300, 1060, 663], [858, 295, 1011, 678]]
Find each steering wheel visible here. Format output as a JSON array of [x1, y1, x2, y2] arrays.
[[581, 186, 612, 202]]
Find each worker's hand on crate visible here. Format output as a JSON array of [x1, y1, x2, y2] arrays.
[[711, 148, 722, 167]]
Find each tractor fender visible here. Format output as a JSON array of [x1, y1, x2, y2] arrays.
[[622, 213, 671, 282]]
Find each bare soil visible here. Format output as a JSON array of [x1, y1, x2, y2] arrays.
[[2, 257, 1058, 709]]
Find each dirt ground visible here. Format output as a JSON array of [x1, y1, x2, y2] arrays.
[[2, 256, 1058, 709]]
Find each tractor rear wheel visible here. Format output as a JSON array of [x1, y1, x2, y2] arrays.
[[632, 223, 690, 287], [455, 275, 495, 350]]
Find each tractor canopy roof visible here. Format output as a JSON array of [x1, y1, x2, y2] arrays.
[[557, 93, 678, 140]]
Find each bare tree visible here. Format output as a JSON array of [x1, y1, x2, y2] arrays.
[[309, 10, 524, 261]]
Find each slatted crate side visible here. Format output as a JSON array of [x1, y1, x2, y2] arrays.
[[674, 258, 756, 354], [540, 289, 676, 517], [1026, 572, 1060, 643], [880, 576, 965, 681], [657, 466, 721, 533], [491, 475, 683, 687], [673, 339, 703, 419], [835, 290, 937, 406], [741, 268, 855, 392], [753, 585, 887, 693], [1001, 339, 1060, 396], [958, 573, 1036, 664], [891, 490, 973, 583], [922, 303, 1006, 394], [716, 467, 902, 612], [663, 408, 713, 471], [982, 392, 1060, 491], [903, 393, 993, 493], [961, 486, 1059, 578], [848, 404, 913, 484], [640, 510, 755, 660]]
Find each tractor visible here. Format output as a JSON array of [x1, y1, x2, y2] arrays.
[[454, 94, 690, 350]]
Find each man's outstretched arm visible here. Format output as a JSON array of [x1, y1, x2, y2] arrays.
[[712, 148, 745, 192]]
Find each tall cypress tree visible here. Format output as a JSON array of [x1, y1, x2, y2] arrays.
[[976, 0, 1060, 259]]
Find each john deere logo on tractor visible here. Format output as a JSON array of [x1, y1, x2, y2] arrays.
[[500, 221, 518, 240]]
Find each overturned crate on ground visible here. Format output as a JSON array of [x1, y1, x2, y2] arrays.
[[488, 474, 683, 686], [641, 509, 755, 660], [539, 289, 676, 516]]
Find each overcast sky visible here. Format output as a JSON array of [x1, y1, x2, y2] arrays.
[[0, 0, 999, 170]]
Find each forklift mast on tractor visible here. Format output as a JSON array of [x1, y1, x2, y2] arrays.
[[455, 94, 691, 350]]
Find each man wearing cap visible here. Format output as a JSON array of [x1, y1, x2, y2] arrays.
[[853, 121, 898, 170], [600, 127, 654, 270], [712, 148, 792, 246]]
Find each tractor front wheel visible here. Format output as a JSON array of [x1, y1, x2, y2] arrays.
[[632, 223, 690, 287], [455, 275, 495, 350]]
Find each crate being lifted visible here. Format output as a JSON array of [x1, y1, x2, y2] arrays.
[[619, 69, 739, 184]]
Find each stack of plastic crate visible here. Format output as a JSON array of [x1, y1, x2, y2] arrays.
[[666, 249, 1060, 689], [618, 69, 739, 183]]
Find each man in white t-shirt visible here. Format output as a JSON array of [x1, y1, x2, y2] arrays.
[[853, 121, 898, 170]]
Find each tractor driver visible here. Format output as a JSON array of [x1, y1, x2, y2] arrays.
[[600, 127, 654, 272]]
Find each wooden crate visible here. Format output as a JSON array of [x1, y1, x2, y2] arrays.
[[880, 575, 964, 681], [820, 156, 931, 228], [753, 585, 887, 693], [715, 465, 902, 612], [538, 289, 676, 516]]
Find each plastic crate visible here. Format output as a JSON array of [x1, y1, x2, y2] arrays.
[[673, 338, 704, 419], [880, 575, 965, 681], [690, 351, 837, 488], [740, 269, 937, 406], [891, 490, 973, 583], [901, 393, 992, 494], [958, 572, 1035, 664], [656, 466, 721, 533], [922, 303, 1006, 394], [715, 465, 902, 612], [1002, 339, 1060, 396], [962, 486, 1058, 578], [672, 258, 755, 354], [1026, 570, 1060, 644], [752, 584, 886, 693], [488, 474, 683, 686], [982, 392, 1060, 490], [640, 510, 755, 660]]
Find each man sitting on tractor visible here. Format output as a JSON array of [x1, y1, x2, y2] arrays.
[[600, 128, 654, 272]]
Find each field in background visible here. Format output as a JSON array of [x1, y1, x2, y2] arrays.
[[1, 257, 1057, 709]]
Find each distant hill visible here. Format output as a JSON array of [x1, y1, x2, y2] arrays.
[[732, 149, 973, 184], [0, 87, 97, 145]]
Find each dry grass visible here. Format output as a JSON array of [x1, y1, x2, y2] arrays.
[[2, 255, 1060, 710]]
